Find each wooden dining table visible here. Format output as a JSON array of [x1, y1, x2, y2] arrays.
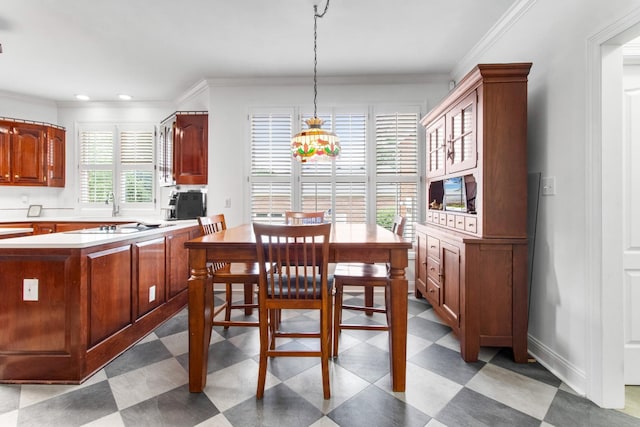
[[185, 222, 412, 393]]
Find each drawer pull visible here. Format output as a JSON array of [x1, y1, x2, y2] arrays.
[[430, 245, 436, 249]]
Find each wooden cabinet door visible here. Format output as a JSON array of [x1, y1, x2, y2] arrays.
[[174, 114, 208, 185], [158, 120, 174, 186], [33, 223, 56, 234], [135, 238, 166, 317], [87, 245, 132, 347], [415, 230, 428, 298], [166, 229, 192, 298], [0, 123, 11, 184], [11, 123, 46, 185], [446, 91, 477, 174], [47, 127, 65, 187], [426, 116, 446, 178], [440, 241, 461, 327]]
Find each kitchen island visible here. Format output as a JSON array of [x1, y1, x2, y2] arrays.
[[0, 220, 200, 384]]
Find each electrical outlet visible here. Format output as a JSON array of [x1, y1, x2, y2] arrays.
[[24, 278, 38, 301], [225, 198, 231, 208], [149, 285, 156, 302], [541, 176, 556, 196]]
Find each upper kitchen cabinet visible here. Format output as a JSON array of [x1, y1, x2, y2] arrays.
[[159, 111, 208, 186], [46, 126, 66, 187], [0, 118, 65, 187]]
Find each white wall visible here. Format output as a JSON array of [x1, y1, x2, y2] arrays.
[[458, 0, 640, 406]]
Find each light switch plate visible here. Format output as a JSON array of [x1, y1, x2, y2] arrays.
[[24, 278, 38, 301], [541, 176, 556, 196]]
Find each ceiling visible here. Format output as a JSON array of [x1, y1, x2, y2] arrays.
[[0, 0, 518, 103]]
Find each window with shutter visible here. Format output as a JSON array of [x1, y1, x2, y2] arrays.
[[249, 106, 420, 240], [78, 123, 155, 212]]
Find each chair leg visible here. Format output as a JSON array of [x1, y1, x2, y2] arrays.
[[256, 304, 269, 399], [244, 283, 254, 315], [364, 286, 374, 315], [269, 309, 277, 351], [321, 298, 331, 399], [333, 282, 343, 357], [224, 283, 233, 329]]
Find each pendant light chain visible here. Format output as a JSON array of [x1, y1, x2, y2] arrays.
[[313, 0, 330, 119]]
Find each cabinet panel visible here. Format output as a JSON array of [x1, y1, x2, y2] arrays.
[[47, 127, 65, 187], [426, 116, 446, 178], [12, 123, 46, 185], [166, 229, 192, 298], [174, 114, 208, 185], [135, 238, 166, 316], [446, 91, 477, 174], [33, 223, 56, 235], [0, 124, 10, 184], [441, 241, 460, 327], [88, 245, 132, 347]]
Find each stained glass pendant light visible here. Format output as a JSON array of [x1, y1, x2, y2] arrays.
[[291, 0, 340, 162]]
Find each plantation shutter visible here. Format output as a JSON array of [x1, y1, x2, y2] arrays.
[[250, 112, 293, 223], [375, 111, 419, 239], [79, 128, 114, 203], [120, 127, 154, 203]]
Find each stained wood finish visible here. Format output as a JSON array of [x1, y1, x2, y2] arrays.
[[416, 63, 530, 363], [46, 126, 65, 187], [135, 238, 166, 317], [186, 223, 412, 393], [88, 245, 132, 346], [174, 114, 208, 185], [166, 227, 199, 298], [0, 225, 197, 383], [0, 120, 65, 187]]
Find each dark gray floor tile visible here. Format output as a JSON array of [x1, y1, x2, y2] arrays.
[[408, 296, 432, 314], [489, 348, 562, 388], [153, 308, 188, 338], [328, 385, 431, 427], [334, 342, 392, 383], [16, 380, 117, 427], [120, 384, 219, 427], [104, 339, 173, 378], [206, 339, 253, 373], [436, 387, 540, 427], [406, 316, 451, 341], [262, 342, 326, 381], [224, 383, 323, 427], [409, 343, 484, 385], [545, 389, 640, 427], [0, 384, 20, 414]]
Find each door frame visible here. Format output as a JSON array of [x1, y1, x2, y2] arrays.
[[586, 8, 640, 408]]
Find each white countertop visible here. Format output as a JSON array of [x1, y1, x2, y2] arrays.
[[0, 227, 33, 236], [0, 220, 198, 249]]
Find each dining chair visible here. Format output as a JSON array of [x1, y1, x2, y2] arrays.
[[198, 214, 259, 329], [253, 222, 333, 399], [284, 210, 325, 224], [332, 215, 406, 357]]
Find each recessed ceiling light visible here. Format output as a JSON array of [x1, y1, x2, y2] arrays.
[[118, 94, 132, 100], [75, 94, 90, 101]]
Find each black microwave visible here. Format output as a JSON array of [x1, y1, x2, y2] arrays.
[[174, 191, 206, 220]]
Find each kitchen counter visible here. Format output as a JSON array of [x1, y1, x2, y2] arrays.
[[0, 220, 197, 248], [0, 227, 33, 237], [0, 220, 201, 384]]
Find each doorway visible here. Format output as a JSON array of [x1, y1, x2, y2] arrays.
[[589, 11, 640, 409]]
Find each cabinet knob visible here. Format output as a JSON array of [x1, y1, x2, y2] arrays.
[[429, 288, 435, 293], [14, 174, 19, 179]]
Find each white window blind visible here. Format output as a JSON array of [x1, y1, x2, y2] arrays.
[[78, 124, 155, 210], [250, 113, 292, 223], [249, 107, 420, 240], [375, 111, 420, 240]]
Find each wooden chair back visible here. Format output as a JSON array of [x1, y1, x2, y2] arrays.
[[197, 214, 228, 272], [284, 211, 325, 225], [391, 215, 406, 237], [253, 222, 331, 301]]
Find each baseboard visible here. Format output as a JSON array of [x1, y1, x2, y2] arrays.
[[528, 334, 587, 396]]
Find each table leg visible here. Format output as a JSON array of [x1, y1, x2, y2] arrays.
[[388, 248, 408, 392], [188, 248, 213, 392]]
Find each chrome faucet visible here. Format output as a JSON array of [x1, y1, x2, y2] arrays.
[[106, 192, 119, 217]]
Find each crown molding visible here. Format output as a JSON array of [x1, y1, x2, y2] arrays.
[[451, 0, 537, 81]]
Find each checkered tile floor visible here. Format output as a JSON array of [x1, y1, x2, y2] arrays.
[[1, 293, 639, 426]]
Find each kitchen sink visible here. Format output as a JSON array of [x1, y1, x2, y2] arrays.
[[66, 222, 173, 234]]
